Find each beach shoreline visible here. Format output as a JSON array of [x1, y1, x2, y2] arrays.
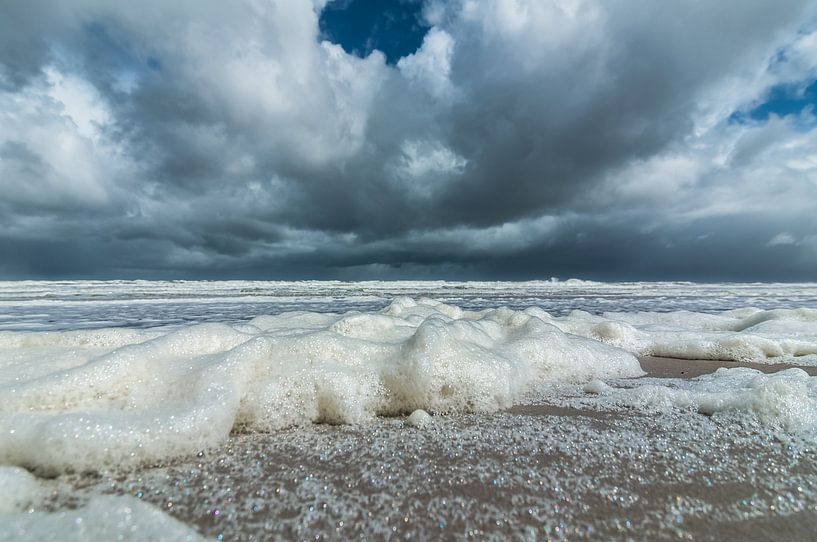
[[17, 354, 816, 541]]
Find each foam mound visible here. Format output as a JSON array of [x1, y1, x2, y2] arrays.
[[549, 308, 817, 363], [589, 367, 817, 436], [0, 298, 641, 472], [1, 495, 202, 541]]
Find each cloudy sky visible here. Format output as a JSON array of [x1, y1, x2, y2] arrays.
[[1, 0, 817, 280]]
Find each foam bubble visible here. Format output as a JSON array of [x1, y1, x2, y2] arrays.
[[583, 379, 612, 394], [406, 409, 433, 428], [0, 299, 641, 472]]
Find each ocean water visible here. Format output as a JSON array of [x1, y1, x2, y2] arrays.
[[2, 280, 817, 540], [2, 279, 817, 331]]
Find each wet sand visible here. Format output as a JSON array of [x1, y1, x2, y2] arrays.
[[39, 356, 817, 541], [48, 409, 817, 541], [639, 355, 817, 378]]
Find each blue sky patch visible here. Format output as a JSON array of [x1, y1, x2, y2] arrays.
[[731, 78, 817, 124], [319, 0, 429, 64]]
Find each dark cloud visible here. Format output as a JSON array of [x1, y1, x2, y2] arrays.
[[1, 0, 816, 280]]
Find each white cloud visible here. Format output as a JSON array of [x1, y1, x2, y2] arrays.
[[397, 28, 455, 99], [694, 28, 817, 134], [389, 139, 466, 198], [0, 69, 122, 213], [768, 233, 797, 246], [44, 67, 111, 139]]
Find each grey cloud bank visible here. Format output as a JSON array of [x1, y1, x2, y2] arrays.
[[1, 0, 816, 280]]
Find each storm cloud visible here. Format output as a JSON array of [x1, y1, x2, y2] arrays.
[[1, 0, 816, 279]]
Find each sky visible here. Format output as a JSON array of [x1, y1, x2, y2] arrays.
[[1, 0, 817, 281]]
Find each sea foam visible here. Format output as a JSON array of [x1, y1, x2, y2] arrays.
[[588, 367, 817, 436], [0, 298, 641, 473], [2, 494, 202, 541], [550, 308, 817, 363]]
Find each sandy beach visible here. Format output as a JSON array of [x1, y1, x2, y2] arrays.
[[14, 355, 814, 541]]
